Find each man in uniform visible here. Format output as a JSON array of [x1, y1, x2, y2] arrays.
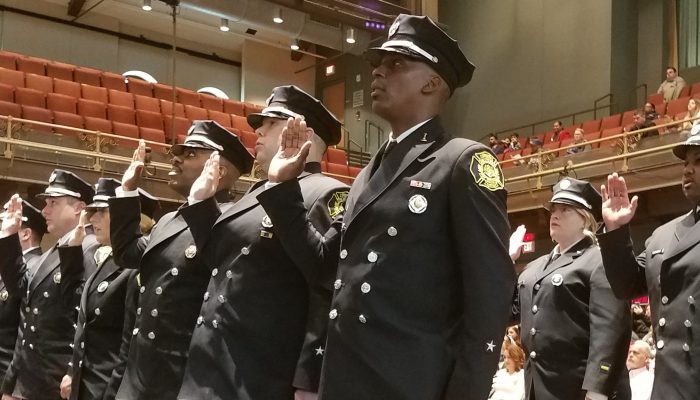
[[110, 121, 253, 400], [599, 132, 700, 399], [177, 86, 348, 400], [0, 169, 97, 400], [261, 14, 514, 400], [0, 201, 46, 384], [59, 179, 160, 400]]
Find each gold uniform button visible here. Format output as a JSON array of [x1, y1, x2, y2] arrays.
[[530, 328, 536, 336], [387, 227, 398, 236], [334, 279, 342, 290], [683, 343, 690, 352], [360, 282, 371, 294], [358, 314, 367, 324], [329, 309, 338, 319], [212, 268, 219, 277], [94, 308, 101, 316], [140, 286, 146, 294], [340, 249, 348, 259], [684, 320, 692, 328], [367, 252, 378, 263], [532, 305, 538, 314], [151, 309, 158, 317], [661, 296, 669, 304], [148, 332, 155, 340], [530, 351, 537, 359], [657, 340, 665, 349], [659, 318, 666, 326]]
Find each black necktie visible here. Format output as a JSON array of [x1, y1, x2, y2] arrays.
[[370, 139, 397, 178]]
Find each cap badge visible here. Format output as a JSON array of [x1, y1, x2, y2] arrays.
[[328, 191, 349, 219], [388, 19, 400, 38], [470, 151, 504, 192], [49, 172, 57, 184], [559, 179, 571, 190], [261, 215, 273, 229], [97, 281, 109, 293], [0, 289, 8, 302], [185, 244, 197, 259], [53, 272, 62, 284], [408, 194, 428, 214], [551, 274, 563, 286]]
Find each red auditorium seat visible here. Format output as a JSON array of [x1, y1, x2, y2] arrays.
[[78, 98, 107, 119], [74, 67, 101, 86], [349, 166, 362, 178], [559, 138, 574, 156], [0, 100, 21, 118], [0, 68, 25, 87], [139, 127, 167, 151], [134, 95, 160, 113], [600, 114, 622, 130], [84, 116, 112, 134], [529, 132, 545, 146], [16, 57, 46, 76], [176, 134, 187, 144], [621, 110, 636, 127], [327, 163, 351, 184], [153, 83, 175, 101], [47, 93, 77, 114], [136, 110, 164, 130], [53, 79, 81, 98], [223, 99, 245, 116], [81, 84, 108, 103], [159, 99, 185, 117], [600, 126, 623, 147], [200, 94, 223, 112], [109, 90, 134, 109], [542, 141, 559, 157], [655, 103, 667, 116], [691, 83, 700, 97], [666, 97, 690, 117], [126, 78, 153, 97], [647, 92, 663, 105], [243, 103, 260, 116], [563, 123, 580, 134], [163, 115, 191, 140], [0, 52, 17, 70], [46, 62, 74, 81], [0, 83, 13, 102], [543, 130, 555, 143], [25, 74, 52, 93], [239, 130, 256, 149], [185, 105, 208, 121], [584, 131, 601, 148], [320, 161, 328, 172], [101, 72, 127, 92], [177, 88, 200, 107], [15, 87, 46, 108], [679, 86, 691, 98], [231, 115, 252, 131], [501, 150, 521, 168], [112, 121, 140, 148], [52, 111, 84, 136], [208, 110, 231, 127], [20, 105, 52, 133], [108, 104, 136, 124], [326, 147, 347, 165], [581, 119, 601, 133]]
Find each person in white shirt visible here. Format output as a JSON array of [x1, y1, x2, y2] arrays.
[[626, 341, 654, 400], [490, 340, 525, 400]]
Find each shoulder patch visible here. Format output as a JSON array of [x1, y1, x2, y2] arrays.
[[469, 151, 504, 191], [328, 191, 349, 219]]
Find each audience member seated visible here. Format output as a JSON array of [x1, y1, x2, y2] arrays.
[[550, 120, 571, 142], [643, 102, 658, 122], [678, 97, 700, 136], [508, 133, 522, 152], [488, 133, 505, 155], [631, 303, 651, 340], [506, 324, 521, 346], [488, 340, 525, 400], [627, 109, 658, 140], [657, 66, 687, 102], [627, 340, 654, 400], [566, 128, 592, 154]]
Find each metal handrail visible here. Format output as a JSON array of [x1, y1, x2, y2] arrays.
[[346, 137, 366, 166], [593, 93, 614, 120], [628, 83, 648, 107]]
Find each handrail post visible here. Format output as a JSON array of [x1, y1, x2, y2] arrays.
[[3, 117, 12, 158], [621, 131, 629, 171], [93, 131, 102, 172]]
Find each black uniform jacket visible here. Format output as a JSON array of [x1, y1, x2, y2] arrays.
[[177, 166, 348, 400], [599, 212, 700, 399], [109, 194, 221, 400], [0, 230, 98, 400], [258, 117, 514, 400], [0, 248, 40, 378], [516, 237, 631, 400], [59, 244, 139, 400]]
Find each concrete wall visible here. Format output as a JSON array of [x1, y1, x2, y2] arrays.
[[240, 40, 316, 105]]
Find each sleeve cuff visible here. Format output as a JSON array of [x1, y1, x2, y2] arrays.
[[586, 391, 607, 400], [116, 187, 139, 197]]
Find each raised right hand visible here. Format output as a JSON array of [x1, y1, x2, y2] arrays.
[[1, 194, 23, 239], [122, 140, 146, 191], [60, 374, 72, 399], [1, 394, 20, 400], [267, 116, 313, 183], [601, 173, 638, 231], [189, 152, 220, 202], [68, 211, 89, 247], [509, 224, 527, 262]]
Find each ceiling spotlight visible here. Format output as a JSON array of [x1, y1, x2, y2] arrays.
[[273, 8, 284, 24], [346, 27, 356, 44], [290, 39, 300, 51], [142, 0, 152, 11], [219, 18, 230, 32]]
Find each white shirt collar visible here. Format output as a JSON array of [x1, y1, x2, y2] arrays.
[[389, 118, 433, 144], [22, 246, 40, 256], [629, 366, 650, 377]]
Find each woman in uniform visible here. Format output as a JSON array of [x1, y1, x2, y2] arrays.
[[513, 178, 631, 400]]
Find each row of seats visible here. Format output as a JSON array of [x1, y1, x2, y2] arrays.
[[0, 50, 261, 115]]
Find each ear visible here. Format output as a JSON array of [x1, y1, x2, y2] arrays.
[[74, 201, 86, 214], [18, 227, 31, 242], [421, 75, 443, 95], [217, 164, 228, 179]]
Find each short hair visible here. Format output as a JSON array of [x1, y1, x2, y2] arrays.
[[489, 133, 498, 139], [511, 132, 519, 138], [644, 102, 656, 111], [632, 340, 653, 359], [633, 109, 644, 117], [554, 120, 563, 126], [574, 127, 584, 135], [666, 66, 677, 73]]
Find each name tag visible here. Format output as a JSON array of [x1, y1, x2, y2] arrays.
[[651, 249, 664, 256], [410, 180, 432, 190]]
